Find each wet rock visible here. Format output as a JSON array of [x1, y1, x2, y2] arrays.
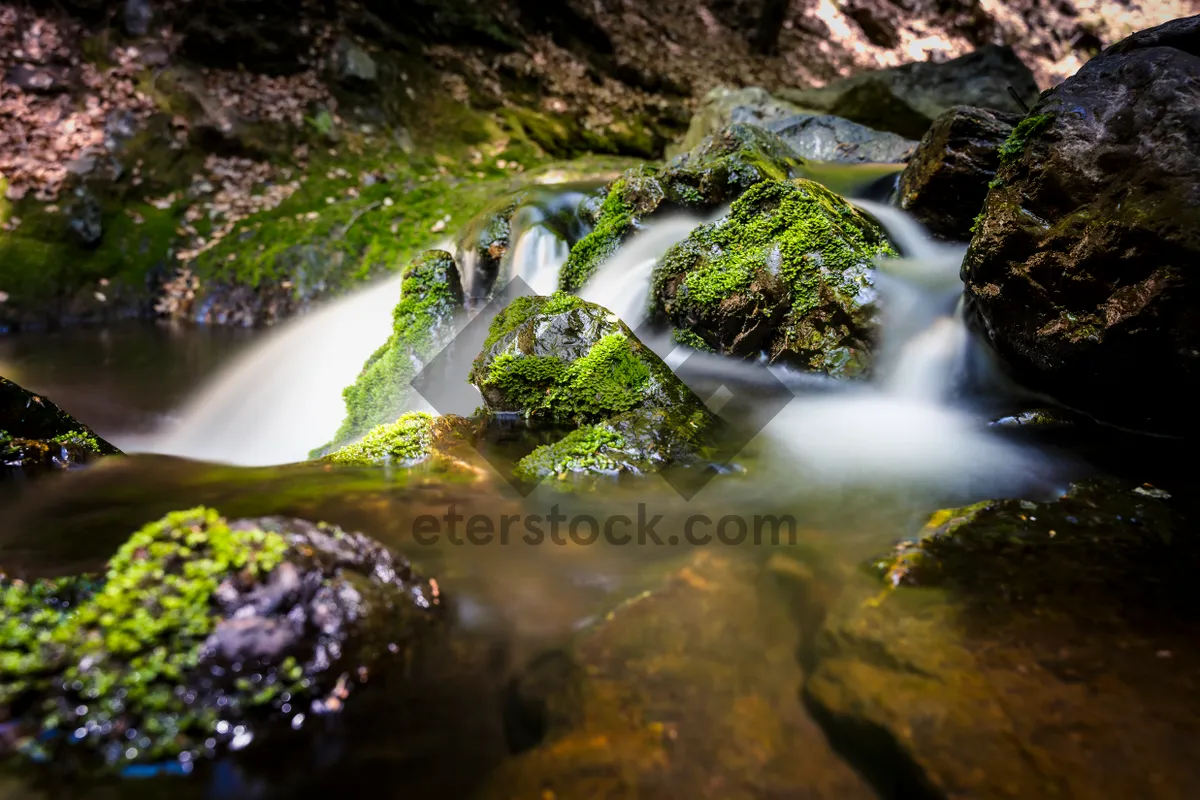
[[1, 376, 119, 479], [897, 106, 1021, 240], [469, 292, 713, 430], [482, 552, 875, 799], [766, 114, 917, 164], [669, 86, 806, 155], [0, 507, 442, 771], [652, 179, 895, 378], [455, 192, 526, 303], [513, 407, 705, 485], [671, 86, 916, 164], [318, 251, 465, 454], [962, 17, 1200, 435], [331, 37, 378, 86], [560, 124, 804, 291], [780, 45, 1038, 139], [807, 479, 1200, 798], [4, 64, 72, 95]]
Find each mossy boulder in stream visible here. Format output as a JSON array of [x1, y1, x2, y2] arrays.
[[805, 479, 1200, 797], [652, 179, 895, 377], [1, 376, 120, 479], [470, 293, 712, 431], [513, 407, 707, 485], [559, 124, 805, 291], [0, 507, 442, 772], [317, 250, 464, 456], [962, 17, 1200, 435]]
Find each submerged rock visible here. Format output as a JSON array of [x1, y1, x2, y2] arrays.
[[652, 179, 895, 378], [897, 106, 1021, 240], [559, 124, 804, 291], [482, 552, 874, 799], [0, 507, 442, 771], [470, 293, 712, 431], [513, 407, 706, 485], [318, 250, 464, 455], [962, 17, 1200, 435], [1, 376, 120, 479], [806, 479, 1200, 797], [780, 45, 1038, 139]]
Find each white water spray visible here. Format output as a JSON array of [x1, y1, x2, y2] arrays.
[[509, 224, 569, 295]]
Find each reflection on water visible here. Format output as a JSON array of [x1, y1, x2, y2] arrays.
[[0, 322, 257, 443]]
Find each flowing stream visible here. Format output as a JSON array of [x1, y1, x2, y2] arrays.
[[0, 173, 1082, 800]]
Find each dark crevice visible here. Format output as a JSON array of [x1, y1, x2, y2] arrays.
[[802, 688, 948, 800]]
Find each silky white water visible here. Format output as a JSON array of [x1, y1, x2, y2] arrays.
[[127, 188, 1052, 498], [127, 271, 409, 465]]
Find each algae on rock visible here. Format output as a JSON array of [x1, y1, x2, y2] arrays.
[[0, 507, 442, 771], [653, 179, 895, 377], [514, 407, 707, 485], [317, 250, 464, 456], [559, 124, 805, 291]]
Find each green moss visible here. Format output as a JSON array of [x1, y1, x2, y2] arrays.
[[559, 124, 806, 292], [318, 251, 463, 455], [0, 508, 290, 762], [998, 113, 1053, 167], [671, 327, 715, 352], [558, 177, 638, 291], [325, 412, 435, 466], [514, 424, 627, 480], [50, 430, 104, 454], [652, 179, 892, 377], [471, 293, 713, 429]]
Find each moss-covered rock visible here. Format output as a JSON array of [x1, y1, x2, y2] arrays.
[[652, 179, 895, 377], [469, 293, 712, 431], [559, 124, 805, 291], [317, 251, 464, 456], [1, 376, 120, 479], [513, 407, 706, 484], [0, 507, 442, 771], [805, 479, 1200, 797], [324, 411, 437, 466]]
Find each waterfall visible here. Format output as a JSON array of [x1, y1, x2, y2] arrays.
[[578, 213, 716, 329], [509, 224, 569, 296], [130, 272, 407, 466]]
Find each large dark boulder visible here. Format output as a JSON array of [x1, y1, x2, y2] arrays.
[[962, 17, 1200, 435], [652, 179, 895, 378], [780, 45, 1038, 140], [806, 479, 1200, 797], [898, 106, 1022, 240]]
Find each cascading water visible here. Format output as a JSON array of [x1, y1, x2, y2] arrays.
[[130, 271, 409, 466], [127, 179, 1054, 498]]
